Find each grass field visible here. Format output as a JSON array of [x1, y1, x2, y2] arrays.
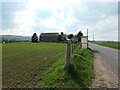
[[92, 41, 120, 50], [3, 42, 94, 88], [2, 42, 66, 88]]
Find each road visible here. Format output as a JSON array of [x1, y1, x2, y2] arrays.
[[89, 43, 118, 75]]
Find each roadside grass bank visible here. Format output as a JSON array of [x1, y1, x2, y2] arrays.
[[91, 41, 120, 50], [37, 47, 94, 88]]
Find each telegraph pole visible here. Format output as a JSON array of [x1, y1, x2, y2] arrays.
[[93, 32, 94, 41], [87, 29, 88, 48], [87, 29, 88, 37]]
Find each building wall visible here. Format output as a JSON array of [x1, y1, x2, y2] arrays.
[[40, 36, 58, 42], [81, 37, 88, 43], [81, 36, 88, 48], [82, 43, 88, 48]]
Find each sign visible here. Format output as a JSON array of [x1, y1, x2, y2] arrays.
[[81, 36, 88, 48]]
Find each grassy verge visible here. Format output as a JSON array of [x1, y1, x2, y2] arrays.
[[91, 41, 120, 50], [37, 47, 94, 88]]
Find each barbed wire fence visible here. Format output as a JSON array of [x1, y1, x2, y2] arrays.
[[64, 42, 81, 71], [71, 43, 81, 54]]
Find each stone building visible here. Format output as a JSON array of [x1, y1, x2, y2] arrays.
[[39, 33, 59, 42]]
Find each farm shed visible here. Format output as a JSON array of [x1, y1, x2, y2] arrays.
[[40, 33, 59, 42]]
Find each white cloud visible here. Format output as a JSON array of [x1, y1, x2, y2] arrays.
[[1, 0, 82, 36], [1, 0, 118, 41], [87, 15, 118, 41], [6, 0, 82, 35], [27, 0, 82, 9]]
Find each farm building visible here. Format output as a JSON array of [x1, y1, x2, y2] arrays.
[[39, 33, 59, 42]]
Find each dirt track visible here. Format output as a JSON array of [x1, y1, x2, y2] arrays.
[[90, 55, 118, 88]]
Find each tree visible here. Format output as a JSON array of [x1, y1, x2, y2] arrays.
[[58, 35, 62, 41], [58, 32, 67, 41], [68, 34, 73, 39], [77, 31, 83, 42], [31, 33, 38, 42], [61, 32, 64, 35]]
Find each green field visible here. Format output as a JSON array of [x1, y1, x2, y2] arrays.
[[2, 42, 94, 88], [92, 41, 120, 50], [2, 42, 66, 88]]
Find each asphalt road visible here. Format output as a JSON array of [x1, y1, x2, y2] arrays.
[[89, 43, 118, 75]]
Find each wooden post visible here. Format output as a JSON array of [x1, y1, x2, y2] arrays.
[[72, 44, 73, 54], [64, 43, 71, 71]]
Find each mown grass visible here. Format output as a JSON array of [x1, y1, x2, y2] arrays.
[[2, 42, 66, 88], [37, 47, 94, 88], [92, 41, 120, 50]]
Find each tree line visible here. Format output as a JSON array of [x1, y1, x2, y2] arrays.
[[1, 38, 30, 43]]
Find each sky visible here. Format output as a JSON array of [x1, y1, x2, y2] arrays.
[[0, 0, 119, 41]]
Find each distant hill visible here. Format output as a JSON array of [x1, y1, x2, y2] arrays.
[[0, 35, 31, 40]]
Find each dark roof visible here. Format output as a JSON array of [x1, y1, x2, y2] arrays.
[[40, 33, 59, 36]]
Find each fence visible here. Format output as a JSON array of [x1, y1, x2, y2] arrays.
[[64, 36, 88, 71], [64, 43, 80, 71], [71, 43, 81, 54]]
